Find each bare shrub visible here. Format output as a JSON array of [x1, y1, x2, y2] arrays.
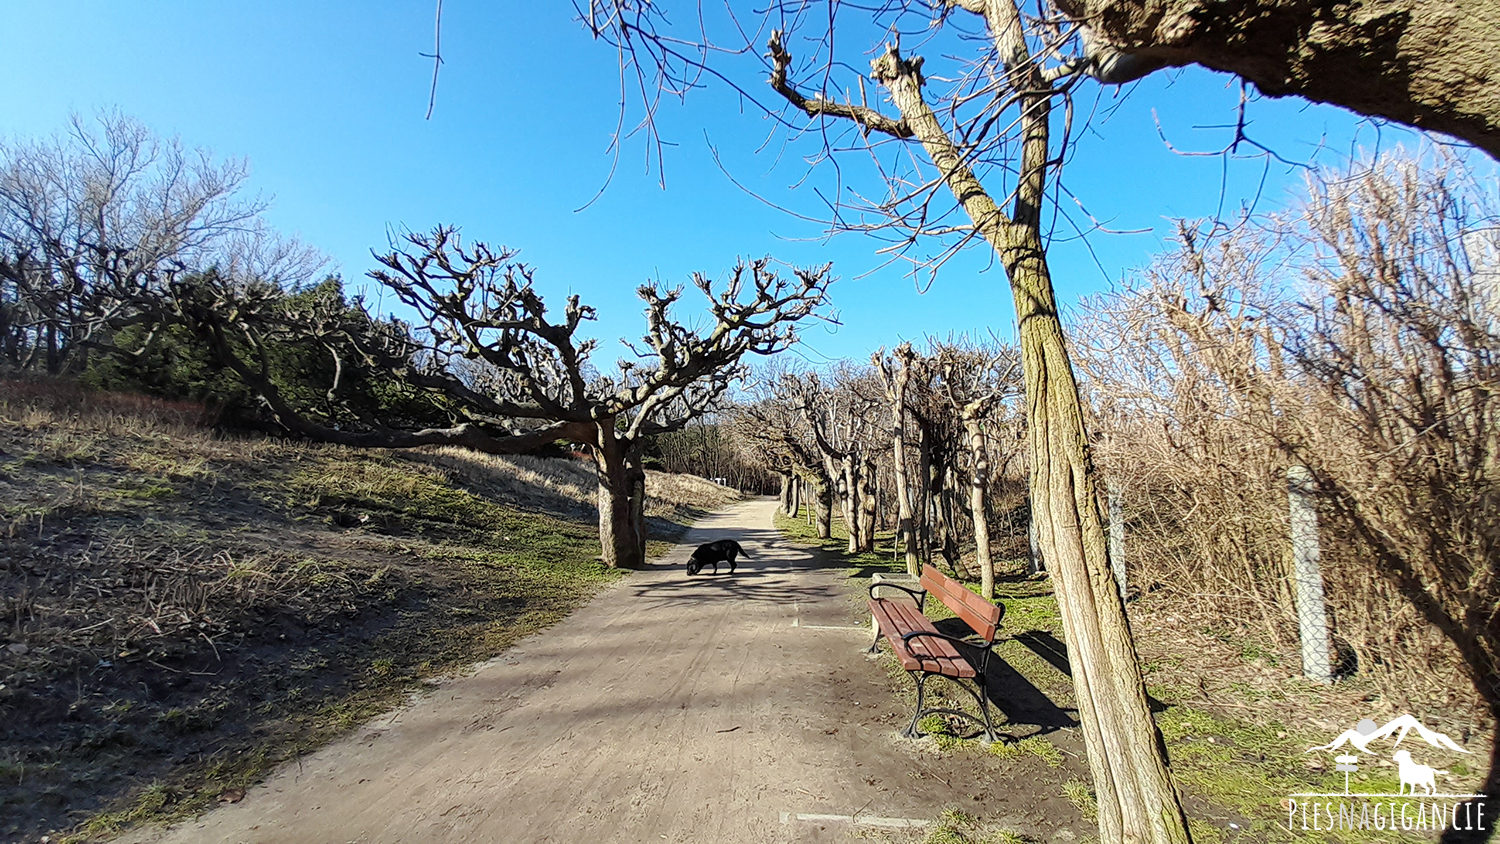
[[1077, 151, 1500, 723]]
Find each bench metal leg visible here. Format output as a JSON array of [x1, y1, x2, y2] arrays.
[[902, 670, 929, 738], [867, 617, 883, 654], [901, 672, 999, 744], [974, 673, 997, 744]]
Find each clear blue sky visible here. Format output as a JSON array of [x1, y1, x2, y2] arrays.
[[0, 2, 1428, 365]]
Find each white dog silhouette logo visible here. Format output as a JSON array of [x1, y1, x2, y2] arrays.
[[1393, 749, 1447, 796], [1288, 713, 1487, 834], [1298, 714, 1479, 799]]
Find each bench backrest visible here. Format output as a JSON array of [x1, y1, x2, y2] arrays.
[[920, 565, 1004, 643]]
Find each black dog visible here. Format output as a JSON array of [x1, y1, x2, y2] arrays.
[[686, 539, 750, 575]]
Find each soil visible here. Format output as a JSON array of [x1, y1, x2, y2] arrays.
[[119, 498, 1094, 844]]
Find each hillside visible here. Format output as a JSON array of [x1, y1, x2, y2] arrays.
[[0, 381, 738, 842]]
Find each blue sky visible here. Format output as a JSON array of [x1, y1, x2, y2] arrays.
[[0, 2, 1428, 366]]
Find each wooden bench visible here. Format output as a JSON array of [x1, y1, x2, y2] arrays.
[[868, 565, 1005, 742]]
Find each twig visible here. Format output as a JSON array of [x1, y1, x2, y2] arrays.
[[422, 0, 445, 120]]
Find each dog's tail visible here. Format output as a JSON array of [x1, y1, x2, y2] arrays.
[[732, 540, 751, 558]]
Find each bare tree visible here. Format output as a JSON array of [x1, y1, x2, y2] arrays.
[[0, 112, 319, 374], [732, 386, 838, 536], [785, 368, 885, 553], [932, 340, 1023, 599], [875, 343, 921, 575], [171, 226, 832, 568]]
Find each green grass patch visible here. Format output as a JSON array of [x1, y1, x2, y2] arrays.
[[923, 808, 1035, 844], [1061, 779, 1098, 822], [1153, 705, 1380, 843], [990, 735, 1064, 768]]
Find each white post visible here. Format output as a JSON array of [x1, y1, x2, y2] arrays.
[[1107, 480, 1127, 602], [1287, 464, 1332, 683]]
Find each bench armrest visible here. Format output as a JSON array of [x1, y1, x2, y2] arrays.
[[868, 581, 927, 610]]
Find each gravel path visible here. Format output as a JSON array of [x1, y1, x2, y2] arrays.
[[123, 498, 1042, 843]]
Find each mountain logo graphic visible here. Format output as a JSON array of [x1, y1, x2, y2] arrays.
[[1306, 714, 1472, 756]]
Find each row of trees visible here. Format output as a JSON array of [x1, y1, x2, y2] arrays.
[[0, 113, 835, 569], [732, 339, 1029, 597]]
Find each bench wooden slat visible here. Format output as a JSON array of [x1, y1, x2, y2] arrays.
[[919, 565, 1002, 642], [868, 595, 975, 678]]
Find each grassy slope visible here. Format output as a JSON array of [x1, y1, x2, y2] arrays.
[[771, 507, 1488, 844], [0, 382, 737, 843]]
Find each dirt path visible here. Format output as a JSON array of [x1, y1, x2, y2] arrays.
[[122, 499, 1075, 844]]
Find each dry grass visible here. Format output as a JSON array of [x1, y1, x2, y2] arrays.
[[0, 378, 735, 841], [421, 446, 741, 522]]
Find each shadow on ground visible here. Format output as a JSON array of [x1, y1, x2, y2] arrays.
[[680, 510, 1084, 739]]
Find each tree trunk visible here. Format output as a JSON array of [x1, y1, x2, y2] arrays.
[[916, 422, 933, 569], [964, 414, 997, 600], [872, 35, 1192, 844], [882, 346, 920, 576], [812, 473, 833, 538], [594, 423, 646, 570], [789, 473, 801, 517], [840, 454, 860, 553], [941, 463, 969, 578], [1028, 505, 1046, 575], [626, 439, 648, 562], [859, 455, 878, 553], [928, 454, 959, 575]]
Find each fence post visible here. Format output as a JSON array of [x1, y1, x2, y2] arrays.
[[1287, 464, 1332, 683], [1107, 480, 1128, 602]]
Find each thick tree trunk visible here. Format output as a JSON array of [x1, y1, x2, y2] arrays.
[[964, 415, 997, 600], [1014, 249, 1187, 843], [594, 423, 646, 570], [1057, 0, 1500, 161], [811, 473, 833, 538], [840, 454, 861, 553], [789, 473, 801, 517], [626, 440, 648, 560], [779, 472, 794, 515], [872, 35, 1192, 844]]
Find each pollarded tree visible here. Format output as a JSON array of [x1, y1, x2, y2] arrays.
[[731, 388, 839, 536], [784, 367, 885, 553], [931, 339, 1023, 600], [874, 343, 921, 576], [171, 226, 833, 569]]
